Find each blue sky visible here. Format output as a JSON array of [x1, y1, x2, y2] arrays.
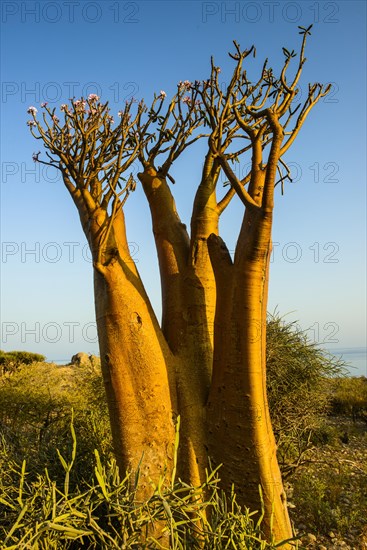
[[0, 0, 366, 363]]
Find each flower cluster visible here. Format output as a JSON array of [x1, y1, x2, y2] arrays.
[[158, 90, 167, 100], [107, 115, 114, 124], [60, 104, 68, 112], [27, 106, 38, 115], [74, 99, 87, 111], [179, 80, 192, 91], [27, 120, 37, 127], [182, 96, 191, 105], [41, 102, 48, 108], [88, 93, 100, 102], [52, 115, 59, 124]]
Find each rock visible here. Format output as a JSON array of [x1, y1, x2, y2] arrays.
[[307, 533, 317, 543], [329, 532, 336, 539], [70, 352, 90, 367]]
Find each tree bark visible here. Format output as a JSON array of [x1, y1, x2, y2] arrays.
[[207, 206, 293, 543], [87, 205, 178, 499], [138, 165, 212, 489]]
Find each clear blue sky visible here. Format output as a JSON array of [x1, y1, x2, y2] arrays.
[[1, 1, 366, 362]]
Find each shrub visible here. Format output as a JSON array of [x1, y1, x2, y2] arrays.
[[266, 313, 347, 476], [0, 350, 46, 375], [329, 376, 367, 422], [0, 362, 112, 483]]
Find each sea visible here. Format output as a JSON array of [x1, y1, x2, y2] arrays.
[[326, 347, 367, 378], [50, 348, 367, 377]]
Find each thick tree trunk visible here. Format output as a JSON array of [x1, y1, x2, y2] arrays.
[[207, 208, 293, 543], [138, 159, 222, 490], [94, 265, 177, 497], [87, 206, 177, 499]]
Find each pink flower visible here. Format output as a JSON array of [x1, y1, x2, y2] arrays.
[[179, 80, 192, 91], [60, 104, 68, 111], [27, 120, 37, 127], [41, 102, 48, 108], [88, 93, 100, 102], [182, 96, 191, 104], [74, 99, 86, 110], [27, 106, 38, 115], [53, 115, 59, 123], [159, 90, 167, 99]]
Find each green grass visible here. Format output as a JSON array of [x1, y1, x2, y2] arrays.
[[0, 418, 295, 549]]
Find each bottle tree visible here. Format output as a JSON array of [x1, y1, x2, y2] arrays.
[[27, 27, 330, 543]]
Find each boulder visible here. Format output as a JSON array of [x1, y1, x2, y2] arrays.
[[70, 352, 90, 367]]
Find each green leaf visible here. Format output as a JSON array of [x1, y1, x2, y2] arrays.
[[95, 468, 110, 501], [57, 449, 68, 472]]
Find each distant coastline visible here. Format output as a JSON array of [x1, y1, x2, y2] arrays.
[[48, 347, 367, 377], [327, 346, 367, 377]]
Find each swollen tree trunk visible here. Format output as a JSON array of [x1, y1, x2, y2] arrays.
[[86, 205, 178, 498], [138, 164, 216, 489], [207, 208, 292, 540]]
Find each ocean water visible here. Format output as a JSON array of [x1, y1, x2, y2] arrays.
[[328, 347, 367, 377]]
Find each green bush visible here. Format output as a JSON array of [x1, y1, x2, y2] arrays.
[[0, 362, 112, 483], [329, 376, 367, 422], [0, 350, 46, 375], [266, 314, 347, 476]]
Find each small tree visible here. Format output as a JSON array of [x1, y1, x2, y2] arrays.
[[27, 27, 330, 543]]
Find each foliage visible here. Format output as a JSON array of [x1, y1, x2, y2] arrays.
[[0, 350, 46, 375], [329, 376, 367, 422], [266, 314, 347, 476], [0, 422, 295, 549], [0, 362, 112, 483]]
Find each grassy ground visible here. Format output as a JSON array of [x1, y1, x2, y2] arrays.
[[0, 360, 366, 548]]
